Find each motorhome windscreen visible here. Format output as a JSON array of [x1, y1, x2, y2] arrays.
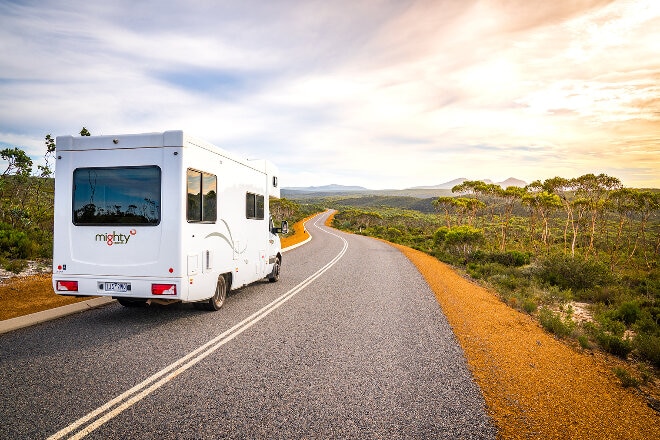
[[72, 166, 161, 225]]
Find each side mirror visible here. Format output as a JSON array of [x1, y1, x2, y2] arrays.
[[272, 220, 289, 235]]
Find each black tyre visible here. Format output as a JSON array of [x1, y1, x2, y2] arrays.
[[206, 275, 227, 311], [268, 257, 281, 283]]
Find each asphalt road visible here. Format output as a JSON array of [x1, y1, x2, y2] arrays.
[[0, 211, 495, 439]]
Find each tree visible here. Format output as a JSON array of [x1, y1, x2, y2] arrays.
[[38, 134, 56, 178], [433, 196, 455, 228], [438, 225, 485, 260], [493, 186, 526, 251], [542, 177, 577, 256], [523, 183, 562, 249], [606, 188, 639, 269], [80, 127, 91, 136], [574, 173, 622, 255], [1, 147, 33, 176], [270, 197, 298, 221], [628, 191, 660, 268]]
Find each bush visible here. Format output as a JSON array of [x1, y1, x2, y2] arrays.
[[542, 285, 574, 304], [613, 301, 642, 326], [433, 226, 449, 246], [466, 262, 506, 280], [535, 253, 614, 291], [2, 258, 27, 274], [578, 334, 592, 349], [489, 250, 531, 267], [538, 308, 575, 338], [0, 227, 33, 259], [634, 334, 660, 368], [467, 250, 530, 267], [596, 332, 633, 358], [613, 367, 639, 388], [521, 298, 538, 314], [595, 315, 626, 337]]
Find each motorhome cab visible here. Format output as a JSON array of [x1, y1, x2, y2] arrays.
[[52, 130, 287, 310]]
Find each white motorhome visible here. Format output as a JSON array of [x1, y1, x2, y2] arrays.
[[52, 130, 287, 310]]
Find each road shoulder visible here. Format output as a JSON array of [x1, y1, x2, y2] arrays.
[[391, 242, 659, 439]]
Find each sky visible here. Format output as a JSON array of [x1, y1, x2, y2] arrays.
[[0, 0, 659, 189]]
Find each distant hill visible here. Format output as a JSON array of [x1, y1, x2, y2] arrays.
[[283, 184, 369, 193], [411, 177, 526, 190], [498, 177, 527, 188], [282, 178, 528, 200], [410, 178, 469, 190]]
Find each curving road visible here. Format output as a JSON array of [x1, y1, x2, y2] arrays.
[[0, 211, 495, 439]]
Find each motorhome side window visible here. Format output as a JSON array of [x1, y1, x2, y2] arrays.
[[72, 166, 161, 226], [246, 192, 264, 220], [187, 169, 217, 223]]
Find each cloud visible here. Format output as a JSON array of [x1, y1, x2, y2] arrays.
[[0, 0, 659, 189]]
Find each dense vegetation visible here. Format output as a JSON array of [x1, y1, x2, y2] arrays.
[[0, 136, 56, 273], [330, 175, 660, 374]]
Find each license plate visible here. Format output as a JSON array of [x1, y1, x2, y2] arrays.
[[104, 282, 130, 293]]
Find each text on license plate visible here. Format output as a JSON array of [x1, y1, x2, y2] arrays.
[[104, 282, 131, 293]]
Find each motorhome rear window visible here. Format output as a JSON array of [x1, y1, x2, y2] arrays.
[[72, 166, 161, 225]]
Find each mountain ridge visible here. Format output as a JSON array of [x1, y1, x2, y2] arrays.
[[285, 178, 528, 193]]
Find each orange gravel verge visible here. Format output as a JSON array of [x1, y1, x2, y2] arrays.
[[0, 274, 90, 321], [391, 243, 660, 440], [280, 213, 317, 249]]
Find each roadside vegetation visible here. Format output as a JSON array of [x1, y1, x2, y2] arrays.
[[0, 134, 57, 274], [328, 176, 660, 387]]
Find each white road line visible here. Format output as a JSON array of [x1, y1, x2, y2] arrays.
[[48, 212, 347, 440]]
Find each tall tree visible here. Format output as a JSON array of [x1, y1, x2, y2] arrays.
[[542, 177, 576, 255], [433, 196, 455, 228], [523, 182, 562, 250], [574, 173, 622, 255]]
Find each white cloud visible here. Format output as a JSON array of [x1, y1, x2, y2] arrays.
[[0, 0, 658, 189]]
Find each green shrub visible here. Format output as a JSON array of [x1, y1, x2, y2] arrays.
[[542, 285, 574, 304], [634, 334, 660, 368], [535, 253, 614, 291], [433, 227, 449, 246], [578, 334, 592, 349], [613, 367, 639, 388], [466, 262, 506, 280], [521, 299, 538, 314], [489, 250, 531, 267], [0, 227, 32, 259], [595, 332, 633, 358], [467, 250, 530, 267], [2, 258, 27, 274], [579, 285, 620, 305], [613, 301, 642, 326], [595, 314, 626, 337], [633, 311, 660, 336], [538, 308, 575, 338]]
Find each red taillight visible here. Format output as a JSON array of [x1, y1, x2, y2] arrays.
[[56, 281, 78, 292], [151, 284, 177, 295]]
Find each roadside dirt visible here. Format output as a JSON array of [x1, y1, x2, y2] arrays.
[[0, 274, 90, 321]]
